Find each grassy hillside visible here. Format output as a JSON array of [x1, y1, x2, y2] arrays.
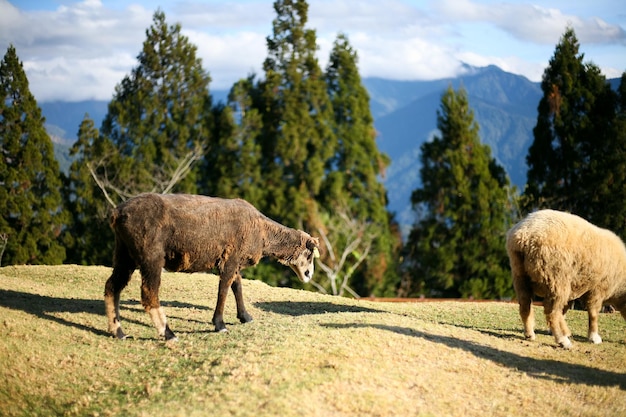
[[1, 265, 624, 417]]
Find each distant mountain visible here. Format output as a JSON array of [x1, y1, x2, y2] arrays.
[[364, 65, 543, 235], [40, 89, 230, 173], [41, 100, 110, 142]]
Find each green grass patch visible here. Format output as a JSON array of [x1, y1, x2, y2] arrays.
[[1, 265, 625, 416]]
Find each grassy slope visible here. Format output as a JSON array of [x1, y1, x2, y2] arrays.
[[0, 265, 624, 417]]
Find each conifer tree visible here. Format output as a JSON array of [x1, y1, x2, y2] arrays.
[[0, 45, 67, 265], [66, 11, 212, 264], [201, 76, 264, 206], [322, 33, 398, 296], [524, 27, 622, 233], [256, 0, 336, 228], [101, 9, 211, 197], [582, 71, 626, 238], [63, 116, 116, 265], [403, 86, 513, 299]]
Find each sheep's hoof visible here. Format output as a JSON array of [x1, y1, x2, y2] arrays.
[[558, 337, 573, 349], [238, 313, 253, 324], [589, 333, 602, 344], [115, 328, 128, 340], [524, 333, 536, 341], [164, 325, 177, 341], [213, 321, 228, 333]]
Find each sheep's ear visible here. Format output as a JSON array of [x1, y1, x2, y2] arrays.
[[313, 247, 320, 258]]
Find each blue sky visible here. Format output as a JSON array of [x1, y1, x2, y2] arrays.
[[1, 0, 625, 102]]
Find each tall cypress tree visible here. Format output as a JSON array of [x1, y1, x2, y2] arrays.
[[101, 9, 212, 196], [322, 33, 398, 296], [63, 116, 117, 265], [257, 0, 336, 228], [66, 10, 212, 265], [403, 86, 513, 299], [524, 27, 622, 232], [201, 76, 264, 206], [579, 70, 626, 237], [0, 45, 67, 265]]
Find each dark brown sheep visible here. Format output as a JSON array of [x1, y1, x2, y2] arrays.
[[104, 193, 320, 339]]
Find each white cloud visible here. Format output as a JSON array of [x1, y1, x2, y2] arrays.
[[172, 1, 273, 31], [23, 54, 136, 102], [1, 0, 152, 57], [309, 0, 429, 34], [347, 33, 463, 80], [434, 0, 626, 45], [0, 0, 624, 102], [184, 30, 267, 89], [0, 0, 153, 100]]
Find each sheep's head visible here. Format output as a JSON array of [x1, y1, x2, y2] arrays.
[[288, 235, 320, 283]]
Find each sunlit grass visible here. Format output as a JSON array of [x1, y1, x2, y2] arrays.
[[1, 265, 624, 417]]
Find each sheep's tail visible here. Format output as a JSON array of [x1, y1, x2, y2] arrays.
[[507, 248, 524, 273], [109, 208, 120, 229], [508, 247, 533, 296]]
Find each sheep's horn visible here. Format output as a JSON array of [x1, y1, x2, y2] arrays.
[[313, 247, 320, 258]]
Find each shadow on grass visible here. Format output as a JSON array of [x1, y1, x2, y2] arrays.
[[0, 289, 216, 337], [121, 298, 212, 311], [255, 301, 384, 316], [437, 322, 553, 341], [0, 289, 110, 337], [322, 322, 625, 390]]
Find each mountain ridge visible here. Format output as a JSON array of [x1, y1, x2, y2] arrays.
[[363, 65, 542, 234]]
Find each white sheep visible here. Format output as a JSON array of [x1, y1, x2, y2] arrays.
[[104, 193, 320, 339], [506, 209, 626, 349]]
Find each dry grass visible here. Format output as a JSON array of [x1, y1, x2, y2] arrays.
[[0, 265, 625, 417]]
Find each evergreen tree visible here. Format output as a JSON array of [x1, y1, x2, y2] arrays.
[[63, 116, 116, 265], [0, 45, 67, 265], [256, 0, 336, 228], [403, 86, 514, 299], [201, 76, 264, 205], [322, 33, 399, 296], [587, 71, 626, 237], [101, 9, 212, 197], [524, 27, 623, 234], [66, 10, 212, 265]]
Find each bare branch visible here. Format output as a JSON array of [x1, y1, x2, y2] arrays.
[[161, 148, 203, 194], [316, 225, 336, 264], [86, 162, 117, 208], [308, 279, 328, 294], [311, 205, 379, 297], [316, 259, 336, 277], [341, 284, 360, 299]]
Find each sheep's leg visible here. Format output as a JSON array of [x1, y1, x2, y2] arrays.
[[543, 297, 572, 349], [557, 305, 572, 338], [518, 294, 535, 340], [213, 256, 241, 332], [512, 272, 535, 340], [104, 241, 136, 339], [586, 296, 604, 344], [213, 274, 235, 332], [140, 260, 177, 341], [231, 273, 253, 324]]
